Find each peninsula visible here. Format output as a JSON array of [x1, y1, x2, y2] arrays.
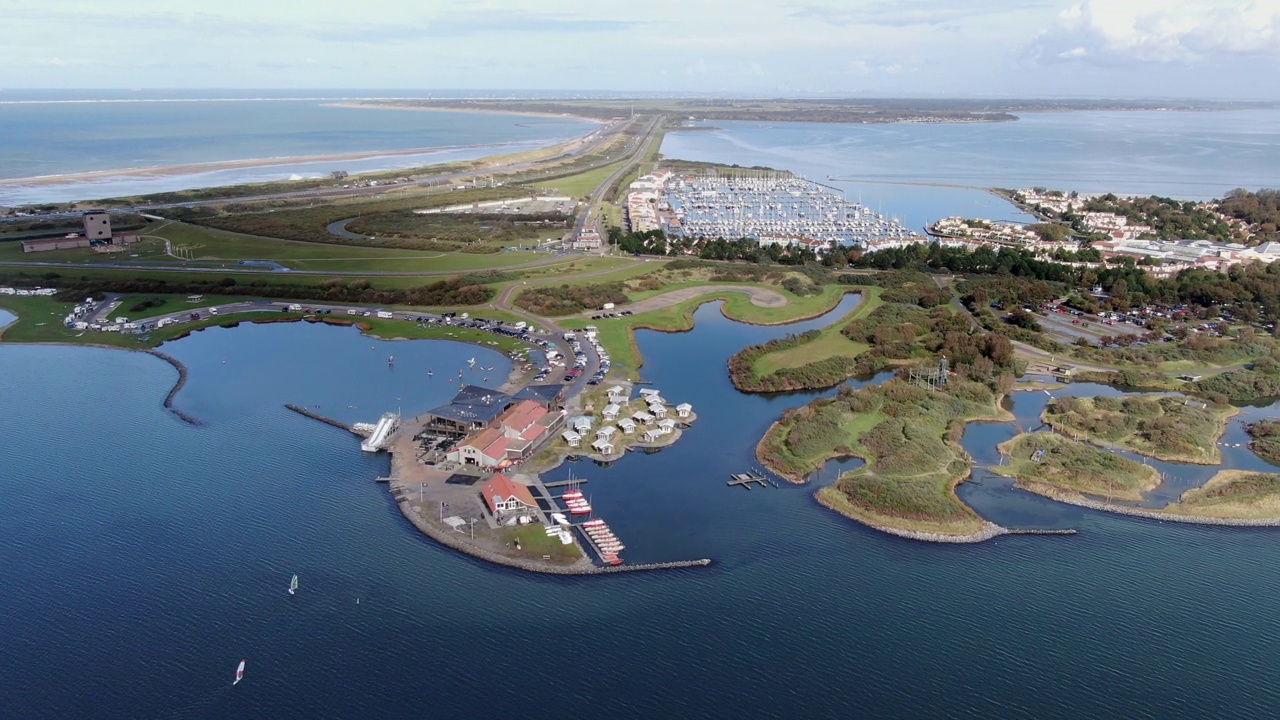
[[7, 106, 1280, 561]]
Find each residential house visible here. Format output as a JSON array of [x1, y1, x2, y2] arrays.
[[649, 403, 668, 419], [602, 403, 621, 421], [617, 418, 637, 434], [481, 472, 537, 520], [657, 418, 677, 435], [596, 426, 618, 442], [676, 403, 693, 418], [632, 411, 655, 425], [562, 430, 581, 448], [591, 437, 615, 455]]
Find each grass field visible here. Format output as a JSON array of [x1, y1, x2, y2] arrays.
[[752, 289, 881, 377], [498, 524, 582, 563], [105, 293, 242, 321], [533, 159, 629, 198], [562, 284, 857, 379]]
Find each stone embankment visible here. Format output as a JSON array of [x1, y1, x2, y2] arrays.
[[142, 349, 200, 425], [284, 403, 367, 436], [393, 495, 711, 575], [1028, 486, 1280, 527], [862, 520, 1077, 544]]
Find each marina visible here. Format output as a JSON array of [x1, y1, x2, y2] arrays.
[[662, 173, 922, 246]]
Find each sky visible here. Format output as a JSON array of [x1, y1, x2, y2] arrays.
[[3, 0, 1279, 99]]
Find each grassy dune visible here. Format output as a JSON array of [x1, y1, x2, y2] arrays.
[[1162, 470, 1280, 519], [1042, 394, 1237, 464], [993, 432, 1160, 502], [759, 379, 1012, 537]]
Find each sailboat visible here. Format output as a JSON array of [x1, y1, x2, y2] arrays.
[[388, 355, 394, 365], [233, 659, 245, 686], [288, 574, 298, 596]]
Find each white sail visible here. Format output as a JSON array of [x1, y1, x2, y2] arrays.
[[233, 659, 245, 685], [289, 574, 298, 594]]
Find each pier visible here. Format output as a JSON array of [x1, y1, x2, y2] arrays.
[[574, 523, 620, 564], [284, 403, 364, 436], [544, 478, 591, 489], [728, 471, 769, 489]]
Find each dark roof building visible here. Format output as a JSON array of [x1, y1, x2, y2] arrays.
[[424, 385, 512, 436], [513, 383, 567, 410]]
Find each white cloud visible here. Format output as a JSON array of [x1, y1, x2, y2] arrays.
[[1027, 0, 1280, 65]]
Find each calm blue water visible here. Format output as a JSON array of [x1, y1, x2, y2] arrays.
[[5, 299, 1280, 719], [661, 109, 1280, 230], [0, 98, 595, 204]]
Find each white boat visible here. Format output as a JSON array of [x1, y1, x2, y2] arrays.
[[233, 659, 245, 685], [388, 355, 394, 364], [288, 574, 298, 595], [558, 531, 574, 545]]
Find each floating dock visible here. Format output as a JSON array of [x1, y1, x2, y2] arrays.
[[728, 471, 769, 489]]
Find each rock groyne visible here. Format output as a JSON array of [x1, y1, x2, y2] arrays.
[[142, 349, 201, 426], [1023, 484, 1280, 528], [284, 404, 365, 436]]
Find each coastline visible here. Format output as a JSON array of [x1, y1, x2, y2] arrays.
[[0, 139, 565, 188], [1016, 481, 1280, 527], [812, 484, 1077, 543], [328, 101, 608, 125]]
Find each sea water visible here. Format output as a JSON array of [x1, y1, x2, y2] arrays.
[[4, 300, 1280, 719], [661, 109, 1280, 230], [0, 95, 597, 204]]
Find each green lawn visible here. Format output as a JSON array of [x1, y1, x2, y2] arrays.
[[752, 288, 881, 377], [498, 524, 582, 563], [565, 285, 858, 379], [534, 159, 629, 198], [105, 293, 244, 321]]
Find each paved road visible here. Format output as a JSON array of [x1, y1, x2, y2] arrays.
[[570, 115, 665, 241]]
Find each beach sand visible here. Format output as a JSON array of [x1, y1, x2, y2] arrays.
[[0, 139, 571, 189]]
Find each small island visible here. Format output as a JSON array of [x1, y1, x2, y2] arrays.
[[993, 432, 1160, 503], [1245, 421, 1280, 467], [758, 377, 1014, 541], [1041, 394, 1238, 465]]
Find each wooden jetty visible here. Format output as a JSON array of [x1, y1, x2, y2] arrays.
[[544, 478, 591, 489], [728, 471, 769, 489]]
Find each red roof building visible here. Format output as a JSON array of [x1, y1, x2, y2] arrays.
[[481, 472, 537, 518]]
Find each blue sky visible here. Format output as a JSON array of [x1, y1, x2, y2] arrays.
[[4, 0, 1278, 98]]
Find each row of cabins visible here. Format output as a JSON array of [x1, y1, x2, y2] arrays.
[[562, 386, 692, 454]]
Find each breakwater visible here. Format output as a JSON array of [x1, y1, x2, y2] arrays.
[[141, 349, 200, 426], [392, 494, 711, 575], [284, 403, 364, 436], [1023, 484, 1280, 528], [814, 491, 1077, 543]]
